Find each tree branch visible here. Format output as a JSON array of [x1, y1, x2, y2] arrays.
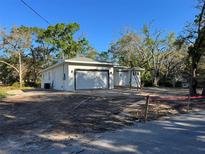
[[0, 60, 19, 73]]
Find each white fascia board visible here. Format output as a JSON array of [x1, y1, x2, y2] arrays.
[[114, 65, 145, 71], [65, 59, 113, 66]]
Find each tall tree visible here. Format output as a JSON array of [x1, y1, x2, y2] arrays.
[[161, 33, 187, 84], [97, 51, 110, 61], [0, 26, 31, 88], [142, 25, 166, 86], [83, 46, 98, 59], [109, 25, 174, 86], [179, 0, 205, 96], [39, 23, 88, 59]]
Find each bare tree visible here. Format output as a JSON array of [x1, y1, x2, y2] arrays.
[[0, 26, 31, 88]]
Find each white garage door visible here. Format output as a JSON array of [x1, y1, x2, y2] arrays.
[[75, 70, 109, 90], [118, 71, 129, 86]]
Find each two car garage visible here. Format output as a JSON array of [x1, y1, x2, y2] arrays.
[[41, 57, 114, 91], [41, 57, 143, 91]]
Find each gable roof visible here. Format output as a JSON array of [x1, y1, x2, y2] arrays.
[[67, 56, 97, 62], [41, 56, 113, 72], [114, 65, 145, 71], [65, 56, 113, 65], [41, 56, 145, 73]]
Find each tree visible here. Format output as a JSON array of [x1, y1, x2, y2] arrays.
[[97, 51, 110, 61], [109, 25, 177, 86], [160, 33, 188, 87], [0, 23, 92, 87], [83, 46, 98, 59], [83, 46, 110, 61], [142, 25, 166, 86], [109, 31, 142, 67], [39, 23, 89, 59], [0, 57, 19, 84], [0, 26, 31, 88], [22, 27, 55, 85], [179, 0, 205, 96]]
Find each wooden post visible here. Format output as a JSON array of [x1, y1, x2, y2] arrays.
[[144, 95, 150, 122], [187, 95, 191, 112]]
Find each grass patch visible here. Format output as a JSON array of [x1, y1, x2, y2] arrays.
[[0, 91, 7, 100], [0, 86, 34, 100], [0, 86, 34, 91]]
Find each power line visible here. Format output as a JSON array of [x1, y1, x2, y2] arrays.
[[20, 0, 50, 25]]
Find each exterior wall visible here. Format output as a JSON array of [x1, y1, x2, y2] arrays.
[[114, 69, 141, 88], [41, 64, 69, 90], [68, 64, 114, 91], [41, 62, 142, 91]]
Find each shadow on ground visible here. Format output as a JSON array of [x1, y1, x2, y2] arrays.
[[0, 88, 204, 153], [0, 93, 144, 153]]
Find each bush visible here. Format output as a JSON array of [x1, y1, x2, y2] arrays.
[[159, 79, 173, 87], [175, 81, 182, 87], [143, 80, 153, 87], [0, 91, 7, 100], [12, 82, 20, 88], [24, 81, 41, 88]]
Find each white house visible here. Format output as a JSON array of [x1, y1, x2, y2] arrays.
[[41, 57, 144, 91]]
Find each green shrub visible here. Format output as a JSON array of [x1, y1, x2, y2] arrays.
[[159, 79, 173, 87], [0, 91, 7, 100], [175, 81, 182, 87], [24, 81, 41, 88], [12, 82, 20, 88], [143, 80, 153, 87]]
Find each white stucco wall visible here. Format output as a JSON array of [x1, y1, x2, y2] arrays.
[[41, 62, 114, 91], [68, 64, 114, 91], [41, 64, 69, 90]]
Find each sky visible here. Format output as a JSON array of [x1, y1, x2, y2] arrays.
[[0, 0, 198, 52]]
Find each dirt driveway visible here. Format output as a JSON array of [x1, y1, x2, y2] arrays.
[[0, 87, 204, 153]]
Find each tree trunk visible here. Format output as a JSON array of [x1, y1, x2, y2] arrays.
[[202, 83, 205, 96], [153, 76, 159, 86], [172, 78, 176, 88], [19, 52, 22, 89], [153, 69, 159, 87], [190, 64, 197, 96]]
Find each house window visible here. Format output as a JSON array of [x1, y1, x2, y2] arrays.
[[63, 73, 66, 80]]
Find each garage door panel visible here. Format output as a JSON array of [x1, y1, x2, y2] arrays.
[[75, 70, 109, 89], [118, 71, 129, 86]]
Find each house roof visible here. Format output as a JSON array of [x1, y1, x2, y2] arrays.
[[41, 56, 113, 72], [41, 56, 145, 72], [114, 65, 145, 71], [67, 56, 97, 62], [65, 56, 113, 65]]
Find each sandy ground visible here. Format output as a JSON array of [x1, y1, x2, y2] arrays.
[[0, 87, 204, 153]]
